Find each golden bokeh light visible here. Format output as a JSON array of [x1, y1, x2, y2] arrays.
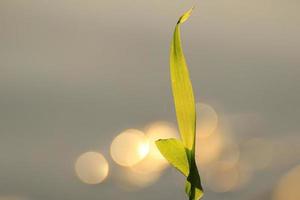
[[112, 123, 178, 190], [138, 142, 150, 159], [75, 151, 109, 184], [130, 154, 168, 174], [110, 129, 149, 167], [273, 165, 300, 200], [196, 103, 218, 138], [145, 122, 178, 160], [142, 122, 179, 171], [114, 122, 178, 177]]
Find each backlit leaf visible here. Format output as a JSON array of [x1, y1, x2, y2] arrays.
[[170, 7, 196, 150], [155, 138, 189, 176], [156, 7, 204, 200]]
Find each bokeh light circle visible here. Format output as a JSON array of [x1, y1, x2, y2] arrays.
[[145, 122, 178, 160], [127, 122, 179, 173], [75, 151, 109, 184], [273, 165, 300, 200], [110, 129, 149, 167], [196, 103, 218, 138]]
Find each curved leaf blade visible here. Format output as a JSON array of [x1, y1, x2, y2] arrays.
[[170, 8, 204, 200], [157, 7, 204, 200], [170, 7, 196, 150]]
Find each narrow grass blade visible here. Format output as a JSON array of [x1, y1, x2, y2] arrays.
[[170, 7, 196, 150], [156, 7, 204, 200]]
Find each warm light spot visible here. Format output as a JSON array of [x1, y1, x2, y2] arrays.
[[196, 130, 223, 166], [127, 121, 179, 173], [196, 103, 218, 138], [75, 151, 109, 184], [110, 129, 149, 167], [130, 154, 168, 174], [241, 138, 273, 170], [145, 122, 178, 161], [138, 142, 150, 158], [273, 165, 300, 200]]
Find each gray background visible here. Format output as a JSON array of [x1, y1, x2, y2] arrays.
[[0, 0, 299, 200]]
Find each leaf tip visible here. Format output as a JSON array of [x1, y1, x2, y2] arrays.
[[177, 6, 195, 24]]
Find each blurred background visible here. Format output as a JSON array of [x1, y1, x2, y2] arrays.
[[0, 0, 299, 200]]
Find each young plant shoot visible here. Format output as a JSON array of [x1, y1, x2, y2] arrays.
[[155, 8, 204, 200]]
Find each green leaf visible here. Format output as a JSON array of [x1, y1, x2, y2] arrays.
[[155, 138, 189, 176], [156, 7, 204, 200], [170, 7, 204, 200], [170, 7, 196, 150]]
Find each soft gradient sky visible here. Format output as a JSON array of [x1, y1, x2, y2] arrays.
[[0, 1, 299, 200]]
